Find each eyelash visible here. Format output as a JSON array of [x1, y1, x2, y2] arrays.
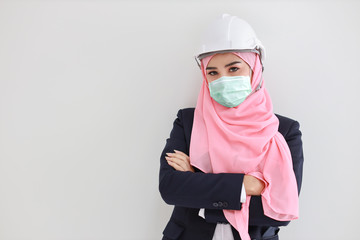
[[229, 67, 239, 72], [207, 67, 239, 76]]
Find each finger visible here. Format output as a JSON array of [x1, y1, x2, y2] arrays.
[[173, 150, 189, 158], [174, 150, 191, 163], [166, 157, 185, 171], [168, 151, 187, 159], [167, 152, 189, 164], [166, 156, 188, 171], [168, 156, 194, 172], [166, 152, 191, 170]]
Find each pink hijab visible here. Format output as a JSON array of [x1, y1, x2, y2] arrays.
[[189, 52, 298, 240]]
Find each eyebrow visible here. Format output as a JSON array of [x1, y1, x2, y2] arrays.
[[206, 61, 242, 70]]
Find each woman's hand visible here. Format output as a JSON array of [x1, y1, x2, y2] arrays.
[[243, 175, 265, 196], [165, 150, 195, 173]]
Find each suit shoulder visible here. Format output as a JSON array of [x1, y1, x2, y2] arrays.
[[179, 107, 195, 115], [275, 113, 298, 124], [177, 107, 195, 119], [275, 113, 300, 136], [173, 107, 195, 125]]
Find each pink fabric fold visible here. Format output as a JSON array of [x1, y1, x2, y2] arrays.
[[189, 52, 299, 240]]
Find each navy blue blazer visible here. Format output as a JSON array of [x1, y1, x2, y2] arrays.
[[159, 108, 304, 240]]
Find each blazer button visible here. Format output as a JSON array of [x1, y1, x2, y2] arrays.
[[218, 202, 223, 207], [213, 202, 219, 207], [223, 202, 228, 207]]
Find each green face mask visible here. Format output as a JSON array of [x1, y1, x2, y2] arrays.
[[208, 75, 252, 108]]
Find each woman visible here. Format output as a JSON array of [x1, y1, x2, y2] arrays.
[[159, 14, 304, 240]]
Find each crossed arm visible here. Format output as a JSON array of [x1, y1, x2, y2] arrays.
[[165, 150, 265, 196], [159, 109, 303, 225]]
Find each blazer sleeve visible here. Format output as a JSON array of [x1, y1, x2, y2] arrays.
[[159, 109, 245, 210]]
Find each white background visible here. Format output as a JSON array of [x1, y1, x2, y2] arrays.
[[1, 0, 359, 239]]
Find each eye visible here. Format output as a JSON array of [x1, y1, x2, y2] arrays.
[[229, 67, 239, 72], [207, 71, 218, 76]]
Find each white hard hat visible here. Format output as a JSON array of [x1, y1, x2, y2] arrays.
[[195, 14, 266, 70]]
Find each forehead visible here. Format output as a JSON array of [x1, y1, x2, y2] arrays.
[[207, 52, 243, 67]]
